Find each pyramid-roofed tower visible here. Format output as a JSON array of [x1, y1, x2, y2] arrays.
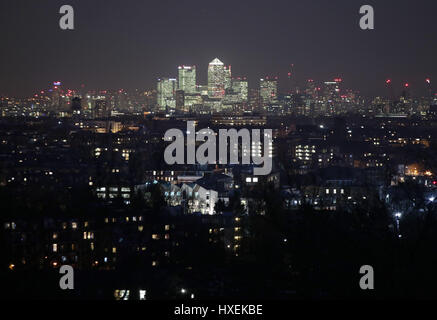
[[209, 58, 224, 66]]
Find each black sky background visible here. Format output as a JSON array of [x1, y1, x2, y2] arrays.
[[0, 0, 436, 97]]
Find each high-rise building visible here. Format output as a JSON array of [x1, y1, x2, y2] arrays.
[[175, 90, 185, 112], [51, 81, 62, 110], [94, 99, 109, 118], [178, 66, 196, 94], [323, 79, 341, 115], [157, 78, 177, 110], [260, 78, 278, 104], [224, 66, 232, 90], [305, 79, 318, 100], [208, 58, 230, 98], [231, 78, 249, 102]]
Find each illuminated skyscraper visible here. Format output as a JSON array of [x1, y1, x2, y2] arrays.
[[51, 81, 62, 110], [224, 65, 232, 90], [260, 78, 278, 104], [323, 79, 341, 115], [178, 66, 196, 94], [305, 79, 318, 100], [208, 58, 230, 98], [231, 78, 249, 102], [157, 77, 177, 110]]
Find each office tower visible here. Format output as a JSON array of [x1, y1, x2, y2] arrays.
[[323, 79, 341, 115], [305, 79, 318, 100], [260, 77, 278, 104], [175, 90, 185, 112], [324, 79, 342, 99], [157, 77, 177, 110], [178, 66, 196, 94], [51, 81, 62, 110], [115, 89, 129, 111], [94, 99, 109, 118], [224, 65, 232, 90], [231, 78, 249, 102], [208, 58, 227, 98]]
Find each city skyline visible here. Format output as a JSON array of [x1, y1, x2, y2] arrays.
[[1, 0, 436, 97], [1, 55, 435, 100]]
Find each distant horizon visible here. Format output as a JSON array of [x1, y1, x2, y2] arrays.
[[0, 70, 435, 100], [1, 0, 436, 97]]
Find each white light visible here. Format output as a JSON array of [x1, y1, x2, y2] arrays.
[[429, 197, 435, 202], [395, 212, 402, 219], [181, 288, 186, 294]]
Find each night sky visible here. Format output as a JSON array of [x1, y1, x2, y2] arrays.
[[1, 0, 436, 97]]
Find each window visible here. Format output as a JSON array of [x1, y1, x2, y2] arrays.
[[114, 290, 130, 301]]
